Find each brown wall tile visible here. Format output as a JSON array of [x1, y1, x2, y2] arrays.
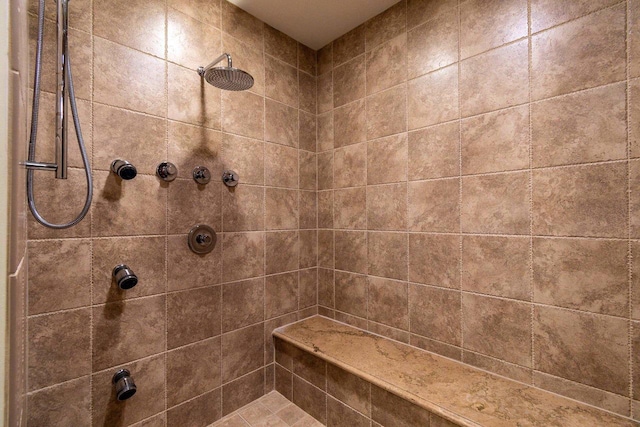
[[92, 171, 167, 237], [366, 84, 407, 140], [333, 56, 366, 107], [223, 185, 265, 232], [317, 111, 334, 152], [368, 232, 407, 280], [299, 72, 317, 114], [167, 286, 221, 349], [222, 232, 265, 282], [334, 143, 367, 188], [462, 293, 532, 366], [265, 271, 299, 318], [27, 377, 91, 427], [169, 63, 221, 129], [409, 233, 459, 288], [371, 385, 431, 426], [167, 388, 222, 426], [93, 104, 166, 175], [168, 179, 222, 234], [92, 355, 165, 427], [531, 5, 626, 100], [335, 231, 367, 274], [265, 99, 299, 147], [28, 239, 91, 314], [300, 111, 317, 152], [334, 99, 366, 148], [293, 377, 327, 424], [265, 230, 298, 274], [169, 0, 220, 28], [534, 306, 629, 395], [94, 38, 165, 117], [408, 178, 459, 232], [300, 151, 317, 190], [222, 369, 264, 415], [335, 271, 368, 318], [409, 284, 461, 345], [407, 0, 457, 29], [168, 8, 221, 70], [407, 10, 457, 79], [170, 121, 223, 178], [318, 43, 333, 75], [367, 183, 407, 231], [222, 32, 265, 95], [408, 65, 458, 129], [408, 122, 459, 180], [460, 40, 529, 117], [327, 397, 369, 427], [92, 296, 166, 370], [366, 34, 407, 94], [221, 1, 263, 52], [223, 278, 264, 332], [265, 25, 297, 66], [533, 163, 627, 238], [333, 25, 365, 66], [318, 190, 333, 229], [532, 83, 626, 167], [368, 276, 408, 330], [531, 0, 618, 32], [265, 143, 299, 188], [318, 72, 334, 114], [368, 133, 408, 185], [265, 188, 298, 230], [167, 337, 221, 406], [461, 106, 529, 174], [222, 90, 264, 139], [462, 236, 529, 300], [461, 172, 530, 235], [222, 323, 265, 382], [266, 56, 299, 108], [533, 238, 628, 315], [460, 0, 527, 59], [28, 308, 91, 390], [365, 1, 406, 51], [299, 268, 318, 307], [334, 188, 366, 230]]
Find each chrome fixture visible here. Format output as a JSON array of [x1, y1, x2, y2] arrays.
[[112, 369, 137, 401], [25, 0, 92, 228], [187, 224, 217, 255], [111, 159, 137, 180], [222, 170, 239, 187], [157, 162, 177, 182], [197, 53, 254, 91], [112, 265, 138, 290], [193, 166, 211, 185]]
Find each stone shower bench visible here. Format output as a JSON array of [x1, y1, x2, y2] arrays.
[[273, 316, 638, 427]]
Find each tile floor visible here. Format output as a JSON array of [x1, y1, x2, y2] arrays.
[[210, 391, 324, 427]]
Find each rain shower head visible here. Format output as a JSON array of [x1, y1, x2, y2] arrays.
[[198, 53, 254, 91]]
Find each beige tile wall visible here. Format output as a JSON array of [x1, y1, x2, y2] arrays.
[[317, 0, 640, 420], [23, 0, 317, 425]]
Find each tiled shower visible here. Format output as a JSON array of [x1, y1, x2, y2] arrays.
[[6, 0, 640, 425]]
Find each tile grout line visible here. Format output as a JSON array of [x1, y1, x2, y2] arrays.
[[404, 0, 412, 346], [527, 0, 536, 387], [164, 0, 170, 422], [627, 0, 635, 417], [457, 0, 464, 361]]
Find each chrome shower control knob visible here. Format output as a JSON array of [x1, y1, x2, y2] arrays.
[[156, 162, 177, 182], [187, 224, 217, 254], [222, 170, 239, 187], [193, 166, 211, 185], [196, 234, 211, 245]]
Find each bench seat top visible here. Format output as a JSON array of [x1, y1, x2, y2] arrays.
[[274, 316, 638, 427]]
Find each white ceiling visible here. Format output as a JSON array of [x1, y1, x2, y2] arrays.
[[227, 0, 403, 50]]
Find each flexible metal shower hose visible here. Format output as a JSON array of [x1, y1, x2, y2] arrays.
[[27, 0, 92, 229]]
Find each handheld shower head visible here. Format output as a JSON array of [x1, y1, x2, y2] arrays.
[[198, 53, 254, 91]]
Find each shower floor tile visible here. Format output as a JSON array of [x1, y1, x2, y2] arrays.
[[210, 391, 324, 427]]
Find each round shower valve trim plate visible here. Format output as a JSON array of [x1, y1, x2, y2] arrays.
[[188, 224, 217, 254], [193, 166, 211, 185]]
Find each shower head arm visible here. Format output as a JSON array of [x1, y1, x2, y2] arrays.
[[198, 53, 232, 76]]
